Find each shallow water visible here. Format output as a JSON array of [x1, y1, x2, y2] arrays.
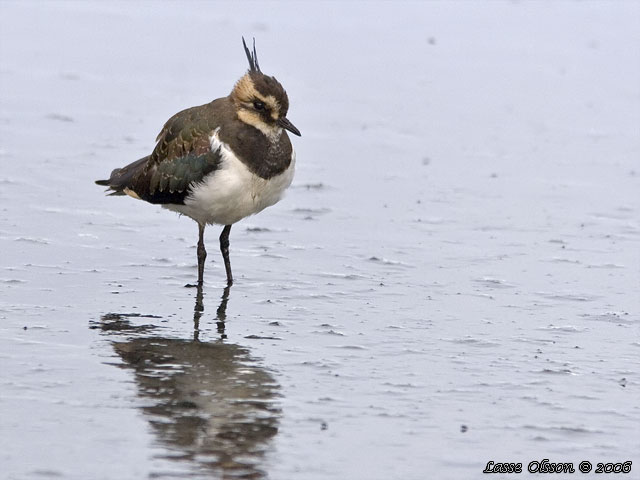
[[1, 2, 639, 479]]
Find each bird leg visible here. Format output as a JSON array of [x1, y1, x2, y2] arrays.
[[197, 223, 207, 285], [219, 224, 233, 285]]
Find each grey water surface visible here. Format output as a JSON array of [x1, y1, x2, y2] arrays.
[[1, 2, 639, 479]]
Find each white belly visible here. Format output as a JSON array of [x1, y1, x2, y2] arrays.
[[164, 129, 295, 226]]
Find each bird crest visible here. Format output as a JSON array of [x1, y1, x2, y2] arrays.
[[242, 37, 260, 72]]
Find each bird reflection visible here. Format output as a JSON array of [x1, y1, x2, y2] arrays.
[[92, 285, 280, 479], [193, 284, 230, 341]]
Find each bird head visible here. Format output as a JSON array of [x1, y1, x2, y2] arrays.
[[231, 38, 301, 139]]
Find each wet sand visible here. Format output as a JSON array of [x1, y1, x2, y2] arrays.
[[1, 2, 639, 479]]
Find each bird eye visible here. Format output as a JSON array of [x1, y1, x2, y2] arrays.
[[253, 100, 265, 111]]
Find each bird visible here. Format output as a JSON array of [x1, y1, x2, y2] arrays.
[[96, 38, 300, 286]]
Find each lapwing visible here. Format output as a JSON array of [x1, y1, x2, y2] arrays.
[[96, 38, 300, 286]]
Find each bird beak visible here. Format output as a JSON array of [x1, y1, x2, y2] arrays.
[[277, 117, 301, 137]]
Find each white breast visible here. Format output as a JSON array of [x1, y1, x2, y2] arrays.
[[164, 128, 295, 226]]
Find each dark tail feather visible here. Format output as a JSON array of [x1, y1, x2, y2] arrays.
[[95, 157, 149, 195]]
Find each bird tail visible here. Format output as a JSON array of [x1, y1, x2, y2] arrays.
[[95, 156, 149, 196]]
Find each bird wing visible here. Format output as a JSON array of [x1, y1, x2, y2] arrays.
[[97, 103, 222, 205]]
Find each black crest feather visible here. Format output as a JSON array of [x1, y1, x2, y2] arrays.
[[242, 37, 260, 72]]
